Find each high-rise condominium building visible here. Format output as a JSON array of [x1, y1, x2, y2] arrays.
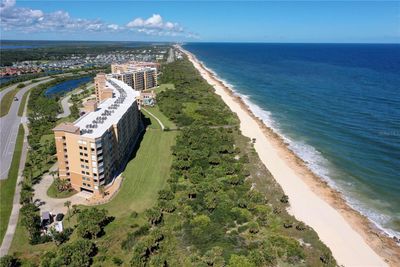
[[53, 76, 143, 194], [110, 62, 158, 91]]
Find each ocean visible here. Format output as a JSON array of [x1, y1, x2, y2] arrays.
[[184, 43, 400, 238]]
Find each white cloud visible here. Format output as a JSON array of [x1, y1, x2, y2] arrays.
[[0, 1, 197, 39], [126, 14, 186, 36]]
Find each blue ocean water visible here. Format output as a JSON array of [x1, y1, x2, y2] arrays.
[[45, 76, 92, 97], [184, 43, 400, 237]]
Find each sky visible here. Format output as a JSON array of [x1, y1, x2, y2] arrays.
[[1, 0, 399, 43]]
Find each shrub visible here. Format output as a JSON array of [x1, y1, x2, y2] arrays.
[[0, 255, 20, 267]]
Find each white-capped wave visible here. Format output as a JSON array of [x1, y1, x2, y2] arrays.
[[199, 61, 400, 239]]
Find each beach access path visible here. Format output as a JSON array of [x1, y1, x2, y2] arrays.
[[179, 46, 390, 267]]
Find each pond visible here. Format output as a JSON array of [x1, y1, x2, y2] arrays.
[[45, 76, 92, 97]]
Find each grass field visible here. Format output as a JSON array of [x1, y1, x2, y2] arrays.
[[143, 106, 177, 130], [0, 86, 21, 117], [148, 83, 175, 93], [0, 125, 24, 243], [9, 111, 177, 265], [17, 91, 30, 116]]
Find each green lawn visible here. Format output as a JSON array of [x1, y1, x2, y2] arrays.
[[47, 181, 78, 199], [148, 83, 175, 93], [0, 125, 24, 243], [0, 86, 21, 117], [99, 129, 176, 217], [17, 91, 29, 116], [143, 106, 177, 130]]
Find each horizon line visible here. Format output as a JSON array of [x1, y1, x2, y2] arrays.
[[1, 39, 399, 45]]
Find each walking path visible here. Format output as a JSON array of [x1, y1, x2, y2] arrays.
[[142, 108, 165, 130], [0, 96, 30, 257]]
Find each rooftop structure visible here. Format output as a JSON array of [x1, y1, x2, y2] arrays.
[[75, 78, 139, 138]]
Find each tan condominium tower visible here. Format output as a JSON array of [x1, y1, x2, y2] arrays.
[[53, 77, 143, 194], [110, 62, 158, 91]]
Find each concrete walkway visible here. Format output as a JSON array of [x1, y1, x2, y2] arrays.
[[0, 95, 31, 257]]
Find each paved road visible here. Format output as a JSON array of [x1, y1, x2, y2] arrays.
[[0, 76, 49, 101], [57, 95, 72, 118], [167, 48, 175, 63], [0, 120, 30, 256], [0, 78, 52, 180]]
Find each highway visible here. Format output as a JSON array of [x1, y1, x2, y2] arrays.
[[0, 78, 52, 180]]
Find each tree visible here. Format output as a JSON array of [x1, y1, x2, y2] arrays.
[[98, 185, 105, 198], [64, 201, 71, 221], [57, 239, 95, 267], [0, 255, 20, 267], [145, 208, 163, 225], [20, 203, 41, 241], [77, 208, 108, 239], [49, 227, 73, 246], [71, 204, 79, 215]]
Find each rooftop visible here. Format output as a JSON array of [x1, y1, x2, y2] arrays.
[[53, 122, 80, 133], [74, 77, 139, 139]]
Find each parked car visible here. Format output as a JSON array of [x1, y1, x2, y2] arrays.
[[55, 213, 64, 222], [14, 97, 18, 101]]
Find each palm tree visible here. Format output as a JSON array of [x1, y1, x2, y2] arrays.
[[98, 185, 105, 198], [49, 170, 58, 181], [64, 201, 71, 221]]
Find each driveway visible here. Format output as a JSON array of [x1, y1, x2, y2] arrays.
[[33, 164, 89, 215]]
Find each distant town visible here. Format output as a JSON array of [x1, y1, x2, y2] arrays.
[[0, 44, 183, 79]]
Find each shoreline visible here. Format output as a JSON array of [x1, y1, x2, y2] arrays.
[[177, 45, 400, 267]]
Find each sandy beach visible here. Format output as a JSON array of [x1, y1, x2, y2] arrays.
[[178, 45, 400, 267]]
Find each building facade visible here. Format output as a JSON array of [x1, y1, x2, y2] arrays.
[[110, 62, 158, 91], [53, 77, 143, 194]]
